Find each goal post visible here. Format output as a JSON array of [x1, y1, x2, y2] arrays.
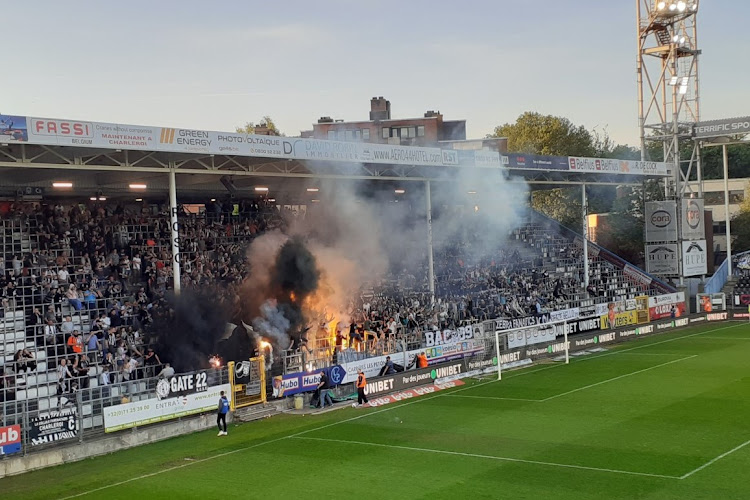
[[494, 318, 571, 381]]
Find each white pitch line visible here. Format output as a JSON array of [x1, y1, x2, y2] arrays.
[[692, 337, 750, 341], [680, 438, 750, 480], [453, 323, 745, 397], [444, 394, 542, 402], [293, 436, 679, 480], [540, 355, 698, 402], [59, 382, 482, 499], [57, 435, 290, 499]]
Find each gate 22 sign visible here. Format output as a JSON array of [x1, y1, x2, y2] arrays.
[[156, 372, 209, 400]]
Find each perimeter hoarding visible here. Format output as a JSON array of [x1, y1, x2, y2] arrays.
[[0, 425, 22, 456], [103, 383, 231, 433], [568, 157, 670, 176], [1, 113, 672, 174]]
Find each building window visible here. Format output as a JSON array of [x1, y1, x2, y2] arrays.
[[730, 190, 745, 203], [362, 128, 370, 140], [417, 125, 425, 137], [345, 130, 354, 141], [401, 127, 409, 138], [327, 130, 336, 140], [382, 127, 389, 139], [713, 221, 727, 233]]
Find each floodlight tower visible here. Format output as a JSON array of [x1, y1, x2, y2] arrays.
[[637, 0, 701, 197]]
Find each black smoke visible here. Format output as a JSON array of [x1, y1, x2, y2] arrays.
[[150, 290, 253, 373]]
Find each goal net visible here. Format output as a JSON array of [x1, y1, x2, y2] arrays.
[[493, 318, 572, 380]]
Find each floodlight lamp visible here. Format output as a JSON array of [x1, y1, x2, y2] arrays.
[[657, 1, 666, 10], [669, 76, 679, 85], [672, 35, 680, 42], [690, 3, 697, 11], [679, 36, 686, 44], [669, 3, 677, 10], [677, 1, 686, 11]]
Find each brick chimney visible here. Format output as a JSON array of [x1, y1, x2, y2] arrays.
[[369, 96, 391, 121]]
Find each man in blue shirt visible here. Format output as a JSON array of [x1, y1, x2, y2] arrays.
[[217, 391, 230, 436]]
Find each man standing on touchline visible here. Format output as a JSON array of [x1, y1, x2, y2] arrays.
[[356, 369, 368, 407], [217, 390, 230, 436]]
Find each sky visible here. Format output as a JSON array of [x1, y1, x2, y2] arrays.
[[2, 0, 748, 148]]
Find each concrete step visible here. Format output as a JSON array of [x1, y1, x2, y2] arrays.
[[233, 403, 281, 423]]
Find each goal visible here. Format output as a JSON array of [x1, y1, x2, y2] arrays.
[[494, 318, 571, 380]]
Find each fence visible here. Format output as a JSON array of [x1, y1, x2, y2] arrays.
[[228, 357, 266, 410], [0, 366, 229, 458]]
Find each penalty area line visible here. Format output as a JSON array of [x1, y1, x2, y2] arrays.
[[680, 437, 750, 480], [293, 436, 679, 480]]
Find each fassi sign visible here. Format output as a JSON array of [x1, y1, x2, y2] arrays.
[[31, 119, 93, 137]]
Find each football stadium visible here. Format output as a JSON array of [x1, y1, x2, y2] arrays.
[[2, 1, 750, 499]]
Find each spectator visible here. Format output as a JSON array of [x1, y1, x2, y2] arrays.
[[157, 363, 175, 378], [316, 370, 333, 409], [379, 356, 397, 376], [67, 330, 83, 355]]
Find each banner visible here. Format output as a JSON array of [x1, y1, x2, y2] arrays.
[[501, 153, 569, 170], [648, 293, 687, 319], [600, 307, 639, 330], [0, 425, 22, 456], [646, 244, 679, 275], [363, 360, 466, 397], [506, 325, 557, 349], [694, 117, 750, 139], [103, 384, 230, 433], [568, 157, 670, 176], [424, 325, 475, 347], [681, 199, 705, 240], [682, 240, 708, 276], [155, 371, 211, 400], [645, 201, 678, 242], [623, 264, 653, 286], [2, 112, 673, 175], [29, 408, 78, 446]]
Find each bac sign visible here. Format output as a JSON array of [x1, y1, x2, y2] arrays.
[[0, 425, 22, 456]]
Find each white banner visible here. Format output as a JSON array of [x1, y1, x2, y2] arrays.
[[103, 383, 230, 433], [6, 113, 672, 174], [681, 199, 705, 241], [646, 244, 679, 275], [338, 339, 484, 384], [16, 114, 499, 168], [645, 201, 678, 242], [568, 157, 670, 176], [682, 240, 708, 277], [506, 326, 557, 349], [648, 292, 686, 308]]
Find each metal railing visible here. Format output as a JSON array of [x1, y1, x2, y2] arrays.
[[0, 365, 229, 459]]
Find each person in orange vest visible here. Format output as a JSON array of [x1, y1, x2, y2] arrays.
[[417, 352, 428, 368], [355, 369, 368, 406]]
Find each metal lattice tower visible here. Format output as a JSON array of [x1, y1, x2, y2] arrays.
[[637, 0, 701, 197]]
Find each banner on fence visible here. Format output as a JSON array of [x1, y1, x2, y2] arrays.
[[29, 408, 78, 446], [0, 425, 22, 455], [103, 384, 230, 433]]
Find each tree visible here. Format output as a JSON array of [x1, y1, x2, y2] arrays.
[[235, 115, 283, 136], [731, 196, 750, 253], [489, 112, 596, 157]]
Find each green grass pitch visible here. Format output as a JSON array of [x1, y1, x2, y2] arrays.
[[3, 321, 750, 499]]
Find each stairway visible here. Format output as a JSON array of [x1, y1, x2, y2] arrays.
[[233, 403, 280, 423]]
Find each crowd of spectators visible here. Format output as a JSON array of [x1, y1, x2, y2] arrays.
[[1, 196, 656, 405]]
